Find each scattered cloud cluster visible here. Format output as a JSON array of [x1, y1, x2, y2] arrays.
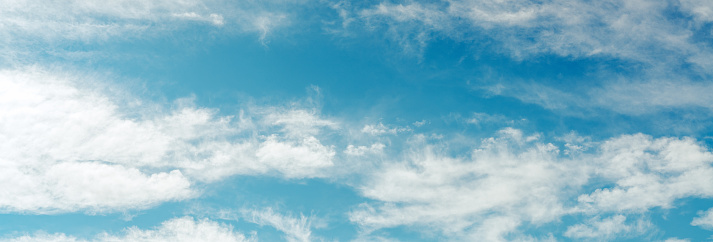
[[350, 128, 713, 240], [5, 217, 251, 242], [563, 215, 649, 240], [2, 1, 713, 241], [691, 208, 713, 230], [344, 143, 385, 156], [0, 67, 338, 213]]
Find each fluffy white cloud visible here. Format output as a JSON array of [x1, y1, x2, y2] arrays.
[[344, 143, 385, 156], [100, 217, 250, 242], [691, 208, 713, 230], [577, 134, 713, 213], [350, 128, 713, 240], [563, 215, 649, 239], [665, 238, 691, 242], [0, 161, 192, 214], [242, 208, 314, 242], [0, 67, 338, 213], [4, 232, 82, 242], [350, 129, 588, 240], [5, 217, 251, 242], [256, 135, 335, 178]]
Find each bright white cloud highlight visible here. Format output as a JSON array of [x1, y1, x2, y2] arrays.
[[4, 217, 251, 242], [350, 128, 713, 240], [100, 217, 250, 242], [691, 208, 713, 230], [577, 134, 713, 212], [0, 67, 338, 213], [350, 130, 588, 240], [0, 161, 192, 214]]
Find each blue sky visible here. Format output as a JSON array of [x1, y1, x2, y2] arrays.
[[2, 0, 713, 241]]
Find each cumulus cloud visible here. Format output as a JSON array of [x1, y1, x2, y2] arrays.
[[691, 208, 713, 230], [0, 161, 192, 214], [0, 67, 338, 213], [350, 129, 588, 240], [256, 135, 335, 178], [349, 128, 713, 240], [344, 143, 385, 156], [100, 217, 250, 242], [563, 215, 649, 240], [4, 232, 83, 242], [242, 208, 314, 242], [4, 217, 251, 242], [577, 134, 713, 213]]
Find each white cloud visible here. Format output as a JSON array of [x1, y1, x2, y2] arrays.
[[345, 143, 386, 156], [354, 0, 704, 65], [0, 0, 300, 64], [577, 134, 713, 213], [350, 128, 713, 240], [665, 238, 692, 242], [361, 123, 411, 136], [350, 129, 588, 240], [255, 135, 335, 178], [679, 0, 713, 22], [4, 232, 83, 242], [348, 0, 713, 116], [590, 79, 713, 114], [557, 131, 594, 155], [0, 67, 339, 213], [563, 215, 649, 239], [263, 109, 339, 137], [242, 208, 314, 242], [358, 2, 450, 56], [0, 161, 192, 214], [691, 208, 713, 230], [466, 112, 509, 126], [0, 0, 222, 42], [482, 77, 713, 117], [4, 217, 250, 242], [100, 217, 250, 242]]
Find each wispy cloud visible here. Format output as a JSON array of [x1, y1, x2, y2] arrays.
[[0, 0, 301, 64], [242, 208, 315, 242]]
